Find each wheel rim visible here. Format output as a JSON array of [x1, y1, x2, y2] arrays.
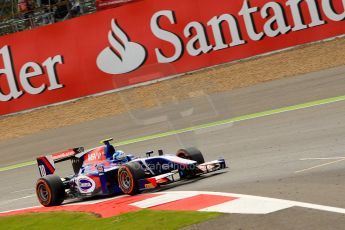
[[37, 183, 49, 202], [119, 169, 133, 193]]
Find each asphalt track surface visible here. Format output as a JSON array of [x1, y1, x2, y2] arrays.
[[1, 66, 345, 229]]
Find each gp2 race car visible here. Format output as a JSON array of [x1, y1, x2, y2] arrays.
[[35, 142, 227, 207]]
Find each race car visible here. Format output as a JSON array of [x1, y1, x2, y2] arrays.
[[35, 140, 227, 207]]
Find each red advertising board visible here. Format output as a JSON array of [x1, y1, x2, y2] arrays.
[[0, 0, 344, 115]]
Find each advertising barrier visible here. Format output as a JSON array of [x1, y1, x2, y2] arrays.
[[0, 0, 344, 115]]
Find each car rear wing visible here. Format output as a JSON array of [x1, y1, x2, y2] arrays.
[[36, 147, 84, 177]]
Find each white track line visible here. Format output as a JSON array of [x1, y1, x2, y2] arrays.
[[0, 195, 36, 206], [295, 158, 345, 173], [300, 157, 345, 160], [11, 188, 34, 194]]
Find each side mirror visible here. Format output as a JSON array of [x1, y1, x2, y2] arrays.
[[73, 147, 84, 153], [146, 151, 154, 157]]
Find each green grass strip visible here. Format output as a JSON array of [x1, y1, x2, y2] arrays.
[[0, 210, 221, 230], [1, 95, 344, 173]]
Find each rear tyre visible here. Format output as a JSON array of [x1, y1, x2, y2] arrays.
[[118, 162, 146, 195], [36, 174, 65, 207], [176, 147, 205, 164]]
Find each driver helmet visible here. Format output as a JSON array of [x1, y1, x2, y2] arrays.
[[113, 150, 126, 161]]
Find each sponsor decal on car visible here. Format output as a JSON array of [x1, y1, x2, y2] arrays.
[[144, 183, 155, 189], [52, 150, 76, 161], [97, 165, 105, 173], [77, 176, 96, 193]]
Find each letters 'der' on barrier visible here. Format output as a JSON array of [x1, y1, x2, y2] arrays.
[[0, 0, 344, 115]]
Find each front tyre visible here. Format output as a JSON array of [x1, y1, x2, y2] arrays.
[[36, 174, 65, 207], [118, 162, 146, 195], [176, 147, 205, 164], [177, 147, 205, 178]]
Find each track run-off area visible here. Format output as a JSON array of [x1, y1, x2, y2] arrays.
[[1, 66, 345, 229]]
